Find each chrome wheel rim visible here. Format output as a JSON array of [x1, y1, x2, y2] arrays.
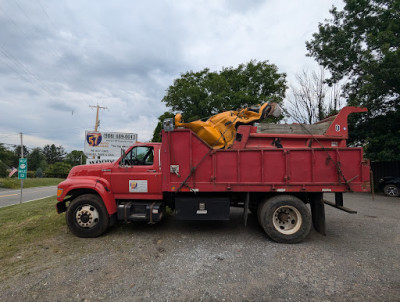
[[386, 186, 399, 197]]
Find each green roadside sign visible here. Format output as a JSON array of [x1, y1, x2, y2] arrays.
[[18, 158, 27, 179]]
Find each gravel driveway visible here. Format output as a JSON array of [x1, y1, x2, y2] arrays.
[[1, 192, 399, 301]]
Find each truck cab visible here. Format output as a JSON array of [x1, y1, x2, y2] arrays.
[[108, 143, 163, 199], [56, 142, 165, 238]]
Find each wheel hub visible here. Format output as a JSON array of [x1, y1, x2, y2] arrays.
[[277, 212, 289, 222], [273, 205, 302, 235], [80, 214, 90, 223], [75, 205, 99, 228]]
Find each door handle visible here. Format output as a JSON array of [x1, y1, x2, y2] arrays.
[[147, 169, 157, 172]]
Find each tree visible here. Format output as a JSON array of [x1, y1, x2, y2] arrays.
[[151, 112, 175, 142], [43, 144, 66, 164], [65, 150, 86, 166], [162, 60, 287, 122], [0, 160, 8, 177], [45, 162, 72, 178], [27, 148, 46, 171], [285, 69, 344, 124], [0, 143, 18, 167], [13, 145, 29, 164], [306, 0, 400, 160]]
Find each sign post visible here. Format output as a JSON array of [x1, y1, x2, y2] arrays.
[[18, 158, 27, 204]]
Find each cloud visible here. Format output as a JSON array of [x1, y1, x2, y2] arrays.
[[0, 0, 344, 152]]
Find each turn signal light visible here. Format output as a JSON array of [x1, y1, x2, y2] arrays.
[[57, 188, 63, 198]]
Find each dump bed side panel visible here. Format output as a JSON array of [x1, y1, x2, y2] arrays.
[[161, 129, 370, 193]]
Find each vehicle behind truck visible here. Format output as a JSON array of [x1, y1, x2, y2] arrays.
[[56, 103, 370, 243]]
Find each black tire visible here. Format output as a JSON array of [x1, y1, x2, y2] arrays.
[[66, 194, 109, 238], [258, 195, 311, 244], [383, 184, 400, 197]]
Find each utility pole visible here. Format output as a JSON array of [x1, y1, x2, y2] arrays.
[[89, 104, 108, 131], [20, 132, 23, 204], [20, 132, 23, 159]]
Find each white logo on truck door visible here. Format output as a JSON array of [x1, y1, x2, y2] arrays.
[[129, 180, 148, 192]]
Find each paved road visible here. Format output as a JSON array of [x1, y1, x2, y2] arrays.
[[0, 186, 57, 208]]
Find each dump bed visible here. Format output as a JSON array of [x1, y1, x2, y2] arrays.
[[161, 107, 370, 194]]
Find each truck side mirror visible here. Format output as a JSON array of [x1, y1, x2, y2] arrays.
[[119, 148, 126, 166]]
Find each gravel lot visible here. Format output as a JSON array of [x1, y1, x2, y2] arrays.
[[1, 192, 400, 301]]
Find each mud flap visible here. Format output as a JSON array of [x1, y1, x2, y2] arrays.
[[56, 201, 67, 213], [309, 193, 326, 236]]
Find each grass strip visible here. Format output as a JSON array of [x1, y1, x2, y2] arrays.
[[0, 196, 64, 262], [0, 178, 64, 189]]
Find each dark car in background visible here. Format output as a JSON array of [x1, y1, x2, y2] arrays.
[[378, 177, 400, 197]]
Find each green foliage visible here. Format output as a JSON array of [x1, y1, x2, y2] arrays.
[[0, 161, 8, 177], [45, 162, 72, 178], [13, 145, 29, 159], [1, 144, 93, 178], [151, 111, 176, 142], [35, 167, 43, 178], [27, 170, 35, 178], [43, 144, 66, 164], [0, 143, 18, 168], [162, 60, 287, 122], [306, 0, 400, 160], [27, 148, 46, 171], [38, 159, 48, 171], [65, 150, 86, 166]]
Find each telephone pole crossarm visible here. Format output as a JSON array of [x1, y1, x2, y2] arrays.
[[89, 104, 108, 131]]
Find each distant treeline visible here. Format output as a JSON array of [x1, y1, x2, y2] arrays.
[[0, 143, 86, 178]]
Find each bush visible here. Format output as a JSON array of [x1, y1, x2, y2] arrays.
[[0, 178, 17, 188], [0, 161, 7, 177], [45, 162, 72, 178], [35, 168, 43, 178]]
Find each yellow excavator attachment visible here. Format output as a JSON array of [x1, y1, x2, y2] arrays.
[[174, 102, 281, 149]]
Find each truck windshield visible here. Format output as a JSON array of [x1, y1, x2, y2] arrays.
[[121, 146, 154, 166]]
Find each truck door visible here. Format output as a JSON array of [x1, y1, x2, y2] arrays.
[[110, 145, 162, 199]]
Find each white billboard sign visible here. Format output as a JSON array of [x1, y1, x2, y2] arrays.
[[84, 131, 137, 164]]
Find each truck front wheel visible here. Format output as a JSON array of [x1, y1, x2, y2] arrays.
[[66, 194, 109, 238], [258, 195, 311, 244]]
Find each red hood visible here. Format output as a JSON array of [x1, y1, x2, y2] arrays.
[[68, 163, 114, 178]]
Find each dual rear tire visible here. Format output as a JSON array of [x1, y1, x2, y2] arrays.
[[257, 195, 311, 244]]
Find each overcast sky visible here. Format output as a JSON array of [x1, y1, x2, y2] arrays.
[[0, 0, 344, 152]]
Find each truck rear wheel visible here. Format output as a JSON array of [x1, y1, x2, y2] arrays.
[[66, 194, 109, 238], [258, 195, 311, 244]]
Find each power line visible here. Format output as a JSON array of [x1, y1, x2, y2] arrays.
[[37, 0, 51, 21], [0, 45, 56, 95], [0, 3, 90, 107]]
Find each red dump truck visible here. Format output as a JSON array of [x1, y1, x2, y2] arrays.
[[56, 105, 370, 243]]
